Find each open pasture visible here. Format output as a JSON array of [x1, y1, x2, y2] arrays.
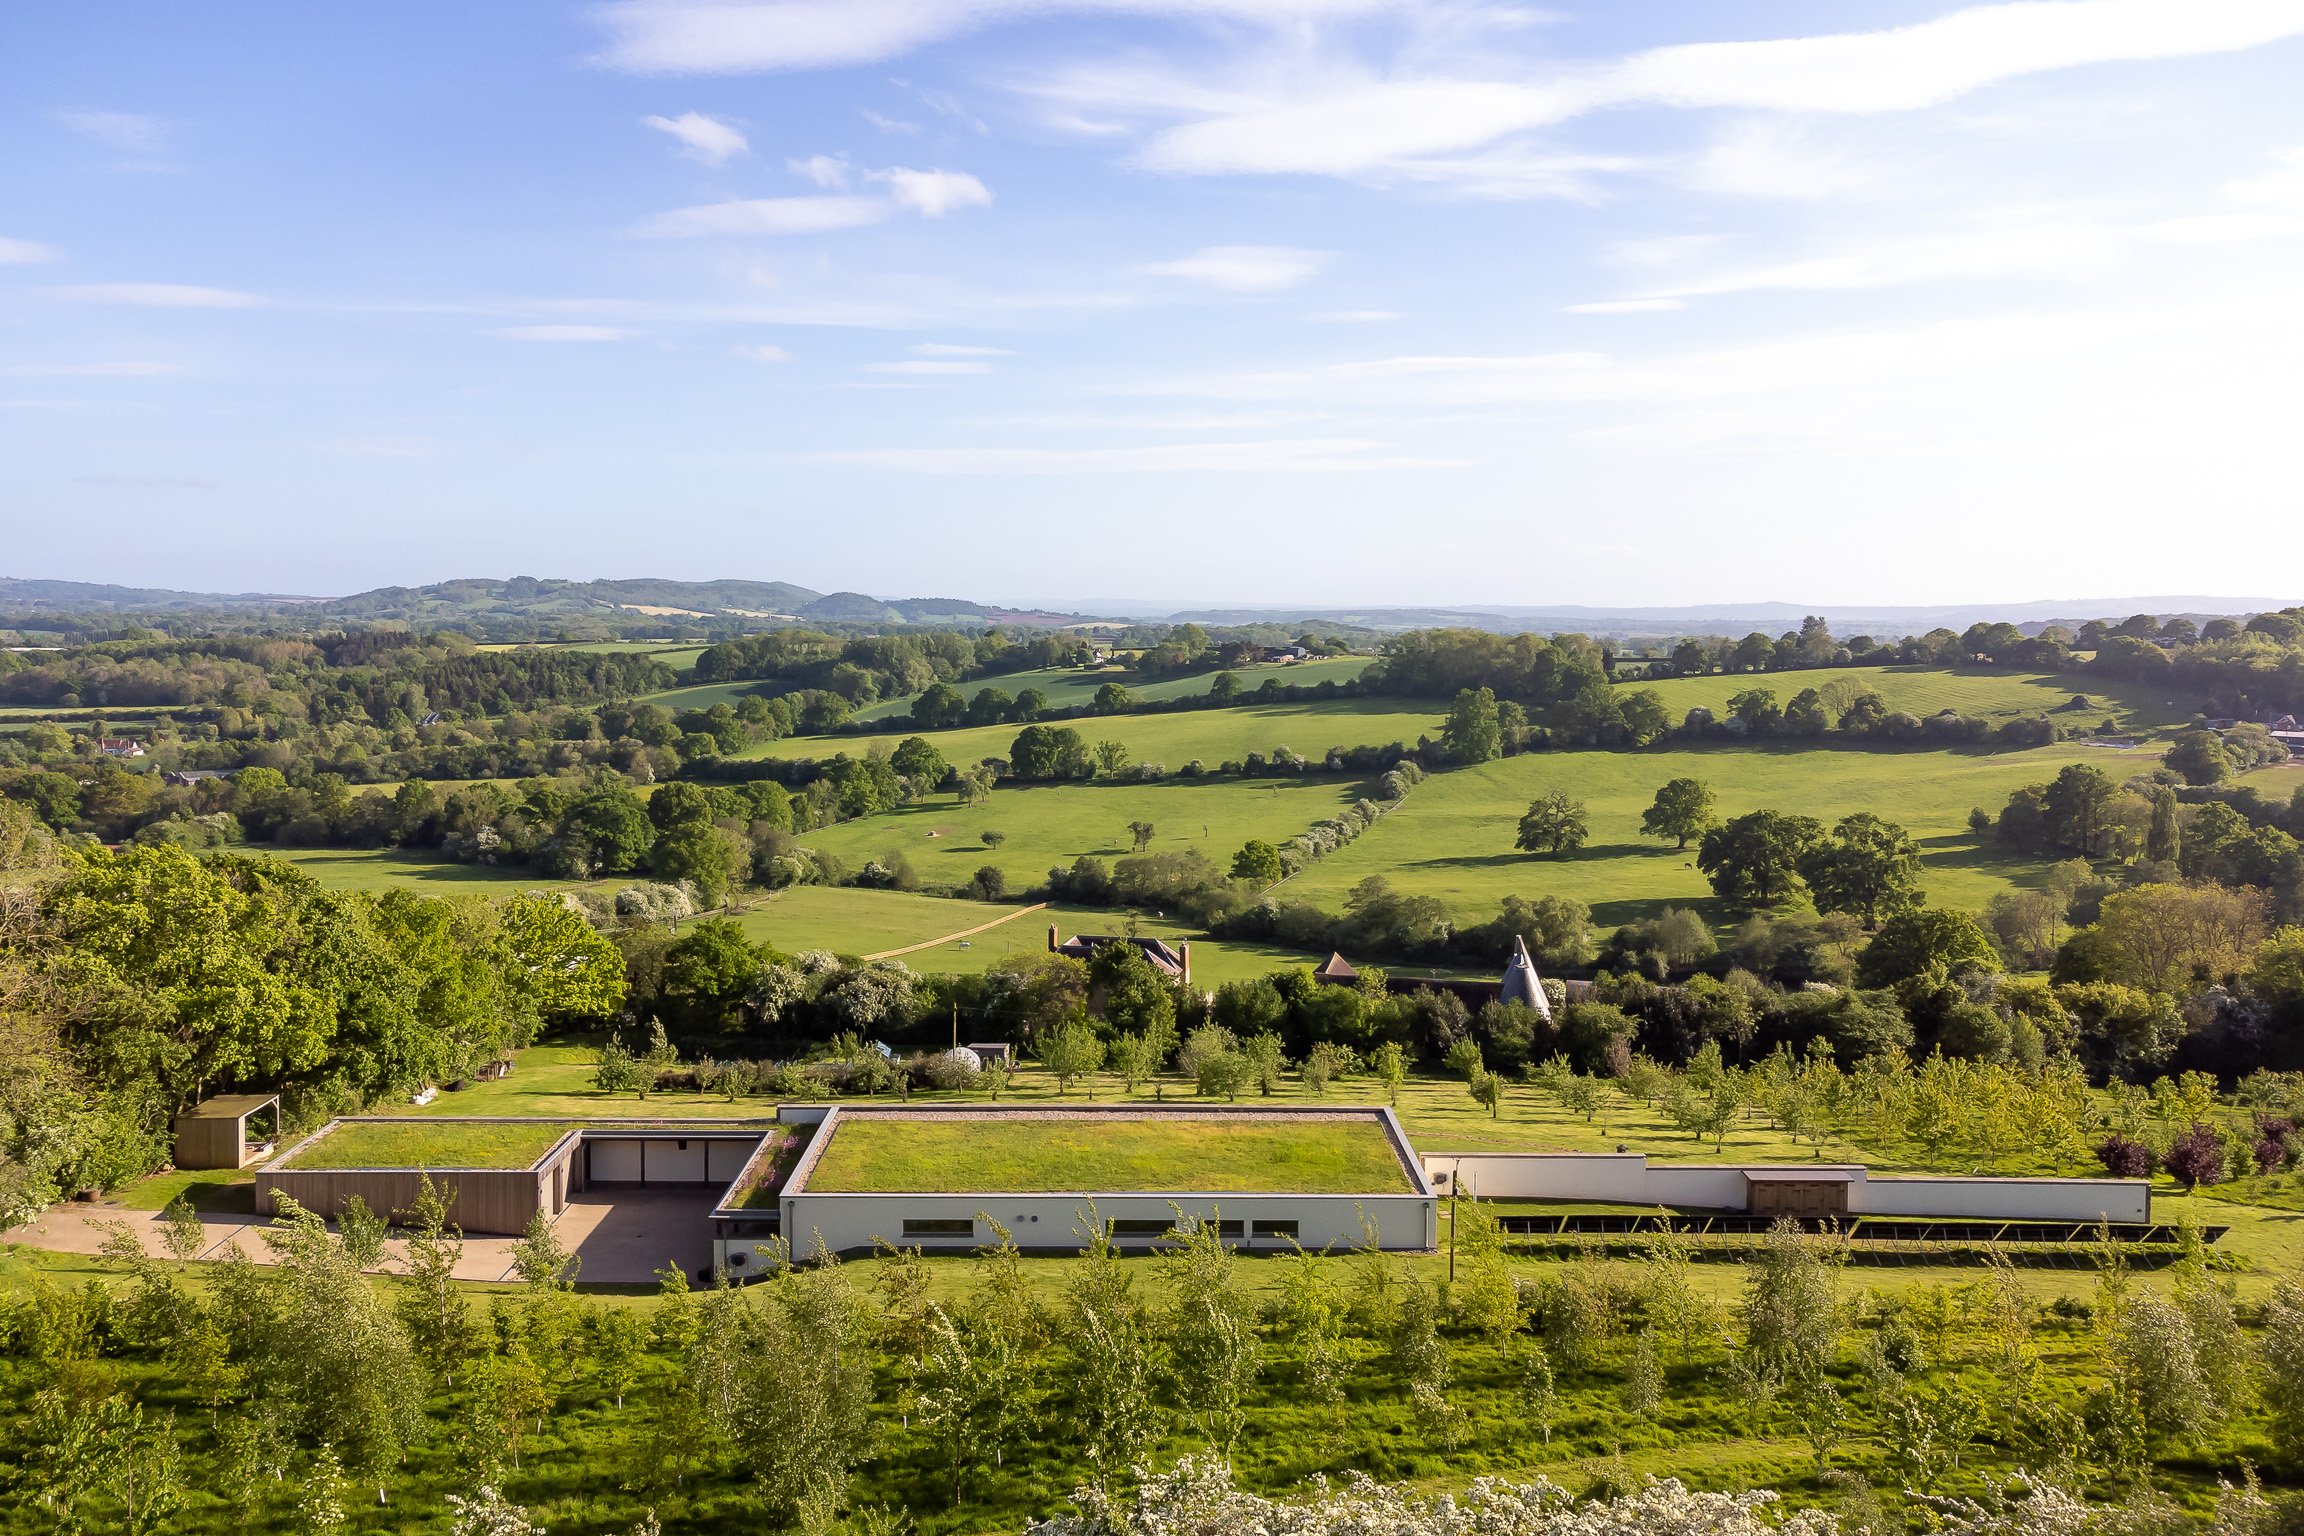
[[735, 696, 1446, 767], [795, 773, 1361, 891], [1282, 740, 2155, 928], [1613, 663, 2196, 730], [850, 656, 1372, 723], [273, 846, 597, 897]]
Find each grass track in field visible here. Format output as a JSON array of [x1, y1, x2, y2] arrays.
[[1282, 740, 2159, 928], [726, 886, 1339, 983], [804, 1112, 1416, 1194]]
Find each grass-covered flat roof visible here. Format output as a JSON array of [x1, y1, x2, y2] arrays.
[[801, 1112, 1416, 1195], [281, 1119, 580, 1170]]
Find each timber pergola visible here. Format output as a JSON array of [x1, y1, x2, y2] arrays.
[[173, 1093, 281, 1171]]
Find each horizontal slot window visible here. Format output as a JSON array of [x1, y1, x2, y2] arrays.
[[1251, 1220, 1299, 1239], [1109, 1219, 1172, 1237], [900, 1218, 974, 1238]]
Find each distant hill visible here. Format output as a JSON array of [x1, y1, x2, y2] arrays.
[[325, 576, 825, 623], [0, 577, 321, 612], [0, 574, 1094, 637], [1161, 597, 2300, 639]]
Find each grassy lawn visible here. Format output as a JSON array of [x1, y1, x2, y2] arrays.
[[795, 773, 1363, 891], [733, 696, 1448, 767], [1613, 663, 2199, 730], [851, 657, 1373, 723], [281, 1118, 582, 1169], [803, 1111, 1417, 1194], [1283, 740, 2158, 928]]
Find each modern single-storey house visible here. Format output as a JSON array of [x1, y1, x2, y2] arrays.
[[252, 1106, 2162, 1276], [728, 1103, 1438, 1274], [1425, 1151, 2149, 1224]]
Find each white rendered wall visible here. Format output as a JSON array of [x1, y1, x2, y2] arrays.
[[1421, 1153, 2148, 1222], [773, 1191, 1433, 1260], [1853, 1176, 2146, 1223]]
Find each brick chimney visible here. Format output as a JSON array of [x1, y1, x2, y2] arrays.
[[1048, 923, 1060, 952], [1178, 942, 1191, 985]]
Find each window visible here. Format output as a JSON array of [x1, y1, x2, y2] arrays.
[[1109, 1219, 1171, 1237], [1217, 1220, 1244, 1238], [1251, 1219, 1299, 1240], [901, 1218, 974, 1238]]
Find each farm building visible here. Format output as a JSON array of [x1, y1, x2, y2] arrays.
[[1047, 926, 1192, 983]]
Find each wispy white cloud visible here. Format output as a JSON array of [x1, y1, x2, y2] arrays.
[[2, 361, 180, 377], [1566, 298, 1685, 314], [790, 153, 851, 188], [642, 110, 749, 163], [638, 193, 893, 236], [863, 109, 921, 135], [51, 282, 261, 308], [863, 358, 994, 374], [803, 435, 1459, 472], [56, 109, 170, 154], [1139, 244, 1328, 291], [0, 236, 63, 265], [591, 0, 1393, 74], [733, 341, 793, 360], [874, 167, 992, 216], [492, 324, 637, 340], [640, 165, 990, 234], [916, 342, 1011, 356], [1086, 0, 2304, 186]]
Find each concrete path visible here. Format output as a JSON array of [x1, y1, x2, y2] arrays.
[[3, 1188, 720, 1287]]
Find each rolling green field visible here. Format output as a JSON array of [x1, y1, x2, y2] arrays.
[[281, 1117, 581, 1169], [1608, 663, 2196, 729], [794, 773, 1361, 890], [802, 1111, 1417, 1194], [1282, 740, 2157, 928], [851, 656, 1372, 723], [737, 696, 1447, 766], [729, 885, 1348, 983], [638, 679, 773, 711]]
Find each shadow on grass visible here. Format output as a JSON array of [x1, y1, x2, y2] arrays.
[[1405, 841, 1668, 872]]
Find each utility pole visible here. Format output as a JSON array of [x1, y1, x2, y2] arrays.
[[1448, 1157, 1461, 1283]]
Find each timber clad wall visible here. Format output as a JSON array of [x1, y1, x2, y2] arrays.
[[255, 1165, 558, 1235]]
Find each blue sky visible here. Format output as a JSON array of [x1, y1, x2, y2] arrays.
[[4, 1, 2303, 607]]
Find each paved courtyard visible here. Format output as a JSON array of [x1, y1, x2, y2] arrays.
[[4, 1185, 723, 1286]]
